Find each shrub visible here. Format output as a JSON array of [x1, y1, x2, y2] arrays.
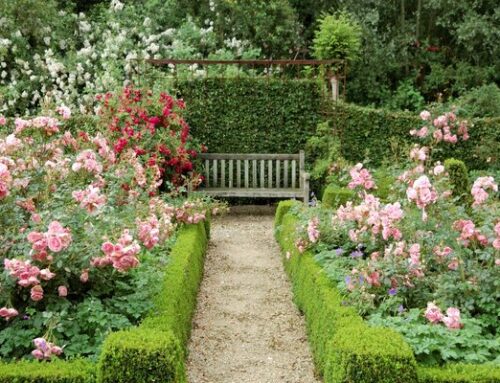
[[444, 158, 470, 203], [387, 80, 425, 112], [454, 83, 500, 118], [0, 359, 95, 383], [322, 184, 355, 209], [98, 328, 185, 383], [312, 11, 362, 64], [417, 364, 500, 383]]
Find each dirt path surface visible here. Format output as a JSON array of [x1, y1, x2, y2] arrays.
[[186, 215, 320, 383]]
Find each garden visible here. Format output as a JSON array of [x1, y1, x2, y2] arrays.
[[0, 0, 499, 382]]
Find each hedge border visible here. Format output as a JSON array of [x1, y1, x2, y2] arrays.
[[0, 219, 210, 383], [274, 201, 417, 382], [275, 201, 500, 383], [98, 218, 209, 382]]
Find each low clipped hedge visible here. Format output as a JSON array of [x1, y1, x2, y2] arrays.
[[275, 201, 500, 383], [0, 220, 209, 383], [275, 202, 417, 382], [418, 364, 500, 383], [98, 220, 209, 383], [0, 359, 95, 383]]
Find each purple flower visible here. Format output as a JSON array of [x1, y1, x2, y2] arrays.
[[344, 276, 352, 284], [335, 248, 344, 256], [398, 305, 405, 314], [350, 250, 363, 258], [388, 288, 398, 296]]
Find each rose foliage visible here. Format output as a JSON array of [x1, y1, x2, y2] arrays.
[[0, 87, 212, 361]]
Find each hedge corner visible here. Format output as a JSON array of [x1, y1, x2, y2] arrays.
[[97, 328, 185, 383]]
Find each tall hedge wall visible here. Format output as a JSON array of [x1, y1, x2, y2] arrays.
[[328, 102, 500, 170], [176, 77, 323, 154]]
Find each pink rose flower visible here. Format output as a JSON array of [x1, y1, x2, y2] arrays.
[[442, 307, 462, 329], [424, 302, 443, 323], [30, 285, 44, 301], [58, 285, 68, 297]]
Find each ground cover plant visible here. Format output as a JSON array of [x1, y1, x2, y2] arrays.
[[291, 109, 499, 366], [0, 86, 211, 362]]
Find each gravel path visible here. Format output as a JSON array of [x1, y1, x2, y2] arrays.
[[186, 215, 320, 383]]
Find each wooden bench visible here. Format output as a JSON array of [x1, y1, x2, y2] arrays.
[[192, 151, 310, 204]]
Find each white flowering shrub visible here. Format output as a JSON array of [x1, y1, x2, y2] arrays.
[[0, 0, 260, 116]]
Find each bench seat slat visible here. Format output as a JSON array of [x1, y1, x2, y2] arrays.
[[200, 153, 300, 161], [200, 188, 304, 198]]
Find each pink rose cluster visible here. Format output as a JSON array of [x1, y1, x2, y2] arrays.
[[72, 185, 106, 214], [175, 202, 206, 224], [493, 222, 500, 250], [409, 146, 428, 162], [295, 238, 308, 254], [14, 116, 60, 135], [406, 176, 438, 220], [3, 259, 56, 301], [348, 163, 375, 190], [424, 302, 462, 329], [453, 219, 488, 247], [0, 307, 19, 321], [27, 221, 72, 259], [307, 217, 320, 243], [92, 133, 116, 165], [137, 215, 160, 249], [413, 110, 469, 143], [31, 337, 63, 360], [0, 115, 6, 126], [92, 229, 141, 272], [72, 149, 103, 174], [337, 194, 404, 242], [471, 176, 497, 207], [0, 162, 12, 199]]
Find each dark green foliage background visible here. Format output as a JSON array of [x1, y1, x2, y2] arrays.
[[176, 78, 323, 154], [328, 103, 500, 170]]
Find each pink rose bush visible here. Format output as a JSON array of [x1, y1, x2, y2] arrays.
[[290, 109, 499, 365], [0, 91, 215, 361]]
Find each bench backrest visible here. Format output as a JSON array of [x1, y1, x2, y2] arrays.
[[199, 151, 305, 189]]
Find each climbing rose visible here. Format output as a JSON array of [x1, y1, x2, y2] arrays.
[[420, 110, 431, 121], [72, 185, 106, 214], [0, 163, 12, 199], [0, 115, 6, 125], [56, 105, 71, 120]]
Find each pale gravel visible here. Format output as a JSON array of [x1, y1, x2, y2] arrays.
[[186, 215, 321, 383]]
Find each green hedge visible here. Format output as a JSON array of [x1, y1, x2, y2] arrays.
[[276, 201, 500, 383], [418, 364, 500, 383], [0, 360, 95, 383], [98, 221, 209, 382], [328, 102, 500, 170], [177, 77, 323, 154], [275, 203, 417, 382], [322, 184, 356, 209]]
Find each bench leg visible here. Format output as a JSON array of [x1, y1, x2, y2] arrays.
[[303, 175, 310, 206]]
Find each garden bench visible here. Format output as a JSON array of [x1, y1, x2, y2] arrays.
[[193, 151, 310, 204]]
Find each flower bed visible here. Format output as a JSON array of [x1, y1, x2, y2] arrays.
[[0, 87, 211, 367], [276, 110, 499, 381]]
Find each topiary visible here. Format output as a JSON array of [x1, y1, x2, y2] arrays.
[[444, 158, 470, 204]]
